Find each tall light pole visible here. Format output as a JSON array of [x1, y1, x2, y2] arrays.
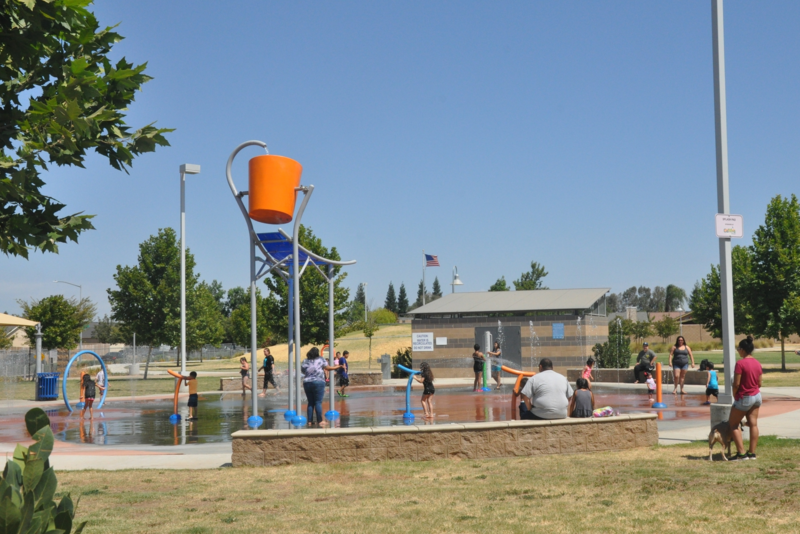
[[677, 305, 684, 337], [180, 163, 201, 381], [711, 0, 735, 406], [54, 280, 83, 350]]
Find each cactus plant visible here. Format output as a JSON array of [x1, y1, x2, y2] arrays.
[[0, 408, 86, 533]]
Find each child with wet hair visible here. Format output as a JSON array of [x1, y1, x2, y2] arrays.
[[568, 378, 594, 418], [413, 362, 435, 419]]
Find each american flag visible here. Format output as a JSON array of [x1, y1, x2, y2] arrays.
[[425, 254, 440, 267]]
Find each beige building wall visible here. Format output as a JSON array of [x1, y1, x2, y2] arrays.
[[412, 315, 609, 377]]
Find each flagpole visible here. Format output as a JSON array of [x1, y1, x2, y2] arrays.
[[422, 250, 426, 306]]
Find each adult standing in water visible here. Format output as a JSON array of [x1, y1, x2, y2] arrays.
[[472, 344, 485, 392], [728, 335, 763, 461], [668, 336, 695, 395], [301, 347, 343, 426], [487, 341, 503, 390]]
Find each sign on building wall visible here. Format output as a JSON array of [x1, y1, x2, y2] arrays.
[[412, 332, 434, 352], [435, 337, 448, 346], [552, 323, 564, 340]]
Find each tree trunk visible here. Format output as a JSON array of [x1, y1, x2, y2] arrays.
[[200, 347, 203, 363], [781, 336, 786, 371], [176, 347, 180, 368], [144, 346, 153, 380], [369, 337, 372, 370]]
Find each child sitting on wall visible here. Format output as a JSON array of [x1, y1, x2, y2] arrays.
[[517, 377, 536, 420], [568, 378, 594, 418]]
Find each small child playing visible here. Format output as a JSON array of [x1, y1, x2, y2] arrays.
[[413, 362, 435, 419], [185, 371, 198, 420], [336, 351, 350, 397], [582, 357, 595, 389], [703, 362, 719, 405], [80, 374, 96, 419], [645, 372, 657, 402], [568, 378, 594, 418]]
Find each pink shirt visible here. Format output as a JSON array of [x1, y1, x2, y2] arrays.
[[582, 366, 593, 379], [734, 357, 762, 400]]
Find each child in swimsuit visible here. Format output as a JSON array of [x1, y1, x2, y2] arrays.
[[582, 358, 595, 389], [413, 362, 435, 419]]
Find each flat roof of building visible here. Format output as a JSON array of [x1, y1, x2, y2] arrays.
[[407, 288, 610, 316]]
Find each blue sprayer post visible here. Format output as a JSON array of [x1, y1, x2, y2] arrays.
[[397, 364, 420, 421]]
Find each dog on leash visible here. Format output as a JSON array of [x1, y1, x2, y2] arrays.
[[708, 421, 734, 461], [708, 416, 749, 461]]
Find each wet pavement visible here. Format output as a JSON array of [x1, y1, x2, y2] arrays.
[[0, 385, 719, 447]]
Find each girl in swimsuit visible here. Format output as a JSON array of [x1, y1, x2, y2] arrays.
[[239, 357, 252, 394], [413, 362, 435, 418]]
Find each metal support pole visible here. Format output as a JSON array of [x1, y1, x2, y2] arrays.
[[712, 0, 736, 405], [248, 238, 261, 426], [34, 324, 42, 376], [286, 280, 295, 418], [326, 264, 338, 420], [422, 250, 426, 306], [180, 168, 187, 380], [291, 187, 313, 425]]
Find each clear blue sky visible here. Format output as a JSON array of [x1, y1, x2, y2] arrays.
[[3, 1, 800, 316]]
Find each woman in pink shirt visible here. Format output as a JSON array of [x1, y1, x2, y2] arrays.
[[728, 336, 763, 461]]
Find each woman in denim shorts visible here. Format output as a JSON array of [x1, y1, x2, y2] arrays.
[[729, 335, 763, 461]]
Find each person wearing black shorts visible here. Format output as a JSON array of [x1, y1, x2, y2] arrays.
[[472, 344, 485, 392], [413, 362, 435, 418], [258, 348, 278, 397]]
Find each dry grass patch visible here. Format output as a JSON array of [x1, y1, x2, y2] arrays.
[[58, 437, 800, 533]]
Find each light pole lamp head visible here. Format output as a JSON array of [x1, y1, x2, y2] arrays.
[[181, 163, 201, 174]]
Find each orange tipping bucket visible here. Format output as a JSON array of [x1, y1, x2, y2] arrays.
[[248, 155, 303, 224]]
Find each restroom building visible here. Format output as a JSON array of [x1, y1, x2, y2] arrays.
[[407, 288, 610, 377]]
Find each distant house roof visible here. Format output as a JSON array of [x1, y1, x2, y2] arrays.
[[407, 288, 610, 316]]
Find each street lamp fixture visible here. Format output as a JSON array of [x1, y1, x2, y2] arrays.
[[180, 163, 201, 380], [451, 266, 463, 293], [54, 280, 83, 350]]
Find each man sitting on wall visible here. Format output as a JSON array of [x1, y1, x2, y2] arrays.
[[519, 358, 573, 420], [634, 342, 657, 383]]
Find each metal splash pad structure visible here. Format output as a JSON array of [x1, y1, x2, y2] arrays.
[[226, 140, 356, 428]]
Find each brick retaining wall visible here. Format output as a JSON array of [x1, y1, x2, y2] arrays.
[[231, 414, 658, 466]]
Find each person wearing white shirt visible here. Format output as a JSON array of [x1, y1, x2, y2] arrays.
[[520, 358, 573, 420]]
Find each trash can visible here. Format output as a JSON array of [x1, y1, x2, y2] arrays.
[[36, 372, 60, 401], [378, 354, 392, 380]]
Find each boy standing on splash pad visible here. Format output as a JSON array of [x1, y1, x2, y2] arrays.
[[336, 351, 350, 397], [186, 371, 199, 420]]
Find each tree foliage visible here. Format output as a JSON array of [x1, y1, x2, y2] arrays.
[[1, 0, 171, 258], [664, 284, 687, 312], [628, 319, 653, 346], [397, 283, 409, 316], [93, 314, 122, 344], [689, 245, 753, 339], [432, 277, 442, 298], [187, 282, 225, 351], [108, 228, 194, 377], [354, 283, 365, 306], [262, 225, 350, 345], [513, 262, 548, 290], [592, 318, 631, 369], [653, 316, 679, 343], [748, 194, 800, 370], [0, 328, 13, 349], [384, 282, 397, 314], [228, 291, 270, 348], [19, 294, 95, 350], [489, 276, 510, 292]]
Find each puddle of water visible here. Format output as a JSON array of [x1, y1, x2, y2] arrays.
[[0, 386, 722, 447]]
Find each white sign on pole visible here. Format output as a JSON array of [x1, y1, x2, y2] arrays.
[[715, 214, 744, 238], [435, 337, 448, 346], [412, 332, 434, 352]]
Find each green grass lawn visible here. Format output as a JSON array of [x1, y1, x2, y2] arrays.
[[0, 376, 222, 402], [56, 436, 800, 533]]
